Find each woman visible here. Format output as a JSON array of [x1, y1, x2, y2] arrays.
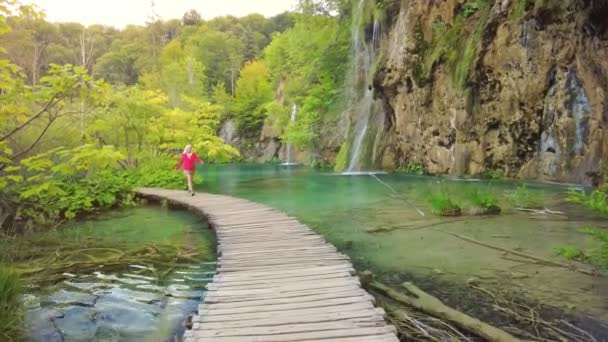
[[175, 144, 203, 195]]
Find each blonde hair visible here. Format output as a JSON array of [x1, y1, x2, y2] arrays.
[[183, 144, 192, 154]]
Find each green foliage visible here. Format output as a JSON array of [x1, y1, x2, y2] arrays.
[[0, 266, 23, 342], [566, 189, 608, 215], [556, 227, 608, 271], [462, 0, 488, 17], [427, 188, 462, 216], [398, 162, 424, 175], [555, 246, 586, 261], [334, 140, 351, 172], [412, 1, 490, 90], [580, 227, 608, 270], [264, 13, 349, 154], [480, 169, 502, 180], [510, 0, 535, 22], [509, 184, 544, 209], [231, 60, 273, 136], [465, 186, 499, 210]]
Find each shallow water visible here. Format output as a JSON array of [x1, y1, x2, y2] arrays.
[[15, 207, 216, 341], [196, 164, 608, 322]]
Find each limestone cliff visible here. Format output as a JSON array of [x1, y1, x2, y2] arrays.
[[375, 0, 608, 184]]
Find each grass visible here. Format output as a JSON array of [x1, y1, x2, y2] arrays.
[[509, 184, 544, 209], [0, 267, 23, 342], [566, 189, 608, 215], [427, 189, 462, 216], [556, 227, 608, 271]]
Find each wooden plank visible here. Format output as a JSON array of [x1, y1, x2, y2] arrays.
[[198, 295, 374, 315], [193, 312, 385, 330], [186, 326, 397, 341], [198, 302, 376, 320], [201, 292, 376, 310]]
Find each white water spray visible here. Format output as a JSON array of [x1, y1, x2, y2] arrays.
[[282, 104, 298, 166], [344, 0, 384, 173]]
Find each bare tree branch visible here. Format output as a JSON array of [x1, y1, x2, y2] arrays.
[[0, 93, 61, 142], [10, 116, 58, 161]]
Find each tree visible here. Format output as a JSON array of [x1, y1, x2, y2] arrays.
[[231, 60, 272, 136], [183, 9, 202, 26]]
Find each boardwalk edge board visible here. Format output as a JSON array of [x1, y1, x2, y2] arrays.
[[136, 188, 399, 342]]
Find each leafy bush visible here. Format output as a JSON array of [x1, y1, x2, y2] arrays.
[[428, 189, 462, 216], [465, 186, 501, 214], [0, 267, 23, 342], [398, 162, 424, 175], [509, 184, 544, 209], [1, 145, 189, 233], [566, 189, 608, 215]]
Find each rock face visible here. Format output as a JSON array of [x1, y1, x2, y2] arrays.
[[374, 0, 608, 184], [219, 118, 285, 163]]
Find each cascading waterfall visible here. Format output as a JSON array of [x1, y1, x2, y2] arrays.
[[282, 104, 298, 166], [344, 0, 385, 173]]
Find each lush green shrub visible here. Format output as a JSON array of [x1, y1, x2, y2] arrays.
[[567, 189, 608, 215], [465, 186, 501, 214], [509, 184, 544, 209], [1, 145, 191, 233], [428, 189, 462, 216], [0, 267, 23, 342]]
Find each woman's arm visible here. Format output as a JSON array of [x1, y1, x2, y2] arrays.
[[194, 153, 204, 164], [175, 155, 184, 170]]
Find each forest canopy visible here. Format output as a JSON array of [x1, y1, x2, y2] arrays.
[[0, 0, 349, 234]]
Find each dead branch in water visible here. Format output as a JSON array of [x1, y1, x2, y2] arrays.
[[437, 230, 601, 277], [360, 271, 522, 342]]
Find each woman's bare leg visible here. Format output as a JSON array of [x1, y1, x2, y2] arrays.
[[186, 172, 194, 192]]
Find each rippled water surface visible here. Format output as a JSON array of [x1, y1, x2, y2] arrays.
[[20, 207, 216, 341]]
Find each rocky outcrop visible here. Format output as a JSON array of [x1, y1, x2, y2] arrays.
[[219, 119, 283, 162], [375, 0, 608, 184]]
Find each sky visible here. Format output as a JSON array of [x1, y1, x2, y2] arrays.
[[26, 0, 299, 28]]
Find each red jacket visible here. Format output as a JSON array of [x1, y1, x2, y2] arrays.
[[176, 153, 203, 171]]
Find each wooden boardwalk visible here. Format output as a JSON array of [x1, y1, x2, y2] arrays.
[[136, 188, 398, 342]]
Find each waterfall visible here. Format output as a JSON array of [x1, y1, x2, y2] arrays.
[[344, 0, 385, 173], [282, 104, 297, 166]]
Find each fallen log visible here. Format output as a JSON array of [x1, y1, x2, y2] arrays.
[[363, 275, 522, 342]]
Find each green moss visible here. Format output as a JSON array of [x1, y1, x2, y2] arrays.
[[397, 162, 424, 175], [0, 267, 23, 342], [411, 0, 491, 90], [510, 0, 535, 22], [334, 140, 351, 172]]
